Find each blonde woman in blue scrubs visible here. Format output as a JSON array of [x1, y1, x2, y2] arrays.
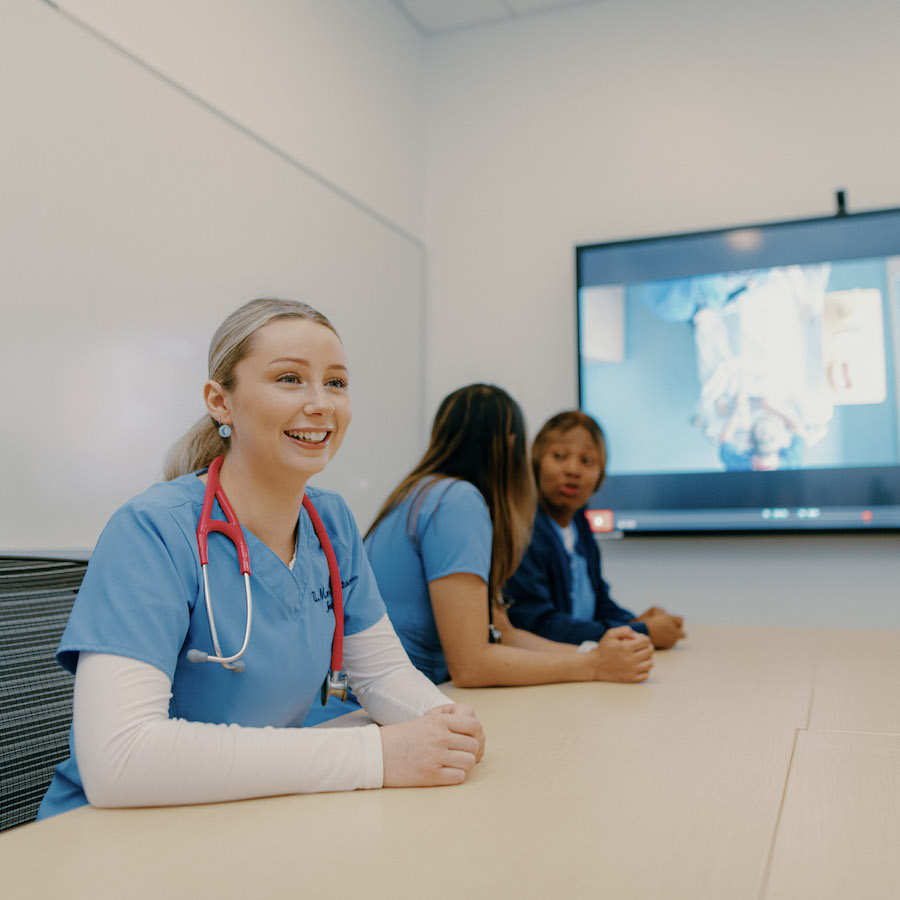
[[39, 298, 484, 818]]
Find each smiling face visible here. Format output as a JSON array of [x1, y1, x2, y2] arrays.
[[536, 425, 604, 526], [207, 317, 351, 484]]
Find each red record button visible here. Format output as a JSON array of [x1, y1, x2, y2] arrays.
[[585, 509, 614, 532]]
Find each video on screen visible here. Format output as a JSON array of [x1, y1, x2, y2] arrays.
[[579, 257, 900, 477]]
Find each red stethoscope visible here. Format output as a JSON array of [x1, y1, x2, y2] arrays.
[[186, 455, 348, 705]]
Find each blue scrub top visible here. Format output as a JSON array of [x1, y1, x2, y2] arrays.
[[38, 471, 385, 819], [548, 520, 595, 622], [364, 478, 492, 685]]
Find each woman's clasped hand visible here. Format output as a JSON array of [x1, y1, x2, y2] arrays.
[[381, 703, 486, 787]]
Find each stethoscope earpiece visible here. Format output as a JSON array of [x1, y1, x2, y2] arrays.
[[188, 646, 245, 672]]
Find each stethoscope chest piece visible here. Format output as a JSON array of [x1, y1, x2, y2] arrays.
[[322, 669, 349, 705]]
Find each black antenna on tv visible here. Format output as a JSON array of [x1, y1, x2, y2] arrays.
[[835, 189, 848, 217]]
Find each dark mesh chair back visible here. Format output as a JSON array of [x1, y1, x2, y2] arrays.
[[0, 557, 87, 830]]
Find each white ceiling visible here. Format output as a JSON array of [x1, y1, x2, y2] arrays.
[[393, 0, 610, 36]]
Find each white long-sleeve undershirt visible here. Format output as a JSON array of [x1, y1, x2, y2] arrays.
[[73, 614, 450, 808]]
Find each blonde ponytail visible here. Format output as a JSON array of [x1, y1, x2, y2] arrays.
[[163, 416, 229, 480]]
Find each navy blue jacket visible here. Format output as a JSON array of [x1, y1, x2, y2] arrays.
[[505, 505, 648, 644]]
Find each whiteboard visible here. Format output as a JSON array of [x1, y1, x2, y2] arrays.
[[0, 2, 424, 551]]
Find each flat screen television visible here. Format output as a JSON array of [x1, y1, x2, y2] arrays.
[[576, 201, 900, 534]]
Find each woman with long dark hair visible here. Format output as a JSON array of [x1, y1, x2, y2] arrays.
[[363, 384, 653, 688]]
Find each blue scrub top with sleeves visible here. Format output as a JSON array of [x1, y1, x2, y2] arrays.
[[37, 471, 385, 820], [364, 478, 492, 685]]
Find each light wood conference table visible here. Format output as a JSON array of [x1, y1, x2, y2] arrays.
[[2, 624, 899, 899]]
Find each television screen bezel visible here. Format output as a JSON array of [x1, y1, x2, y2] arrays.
[[575, 204, 900, 537]]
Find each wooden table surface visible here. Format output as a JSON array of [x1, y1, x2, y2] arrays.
[[2, 624, 898, 899]]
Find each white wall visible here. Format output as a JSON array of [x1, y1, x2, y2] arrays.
[[422, 0, 900, 626], [4, 0, 899, 626], [0, 0, 426, 550], [52, 0, 426, 238]]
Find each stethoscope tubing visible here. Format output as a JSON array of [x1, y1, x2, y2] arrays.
[[188, 455, 345, 696], [197, 567, 252, 671], [300, 493, 343, 672]]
